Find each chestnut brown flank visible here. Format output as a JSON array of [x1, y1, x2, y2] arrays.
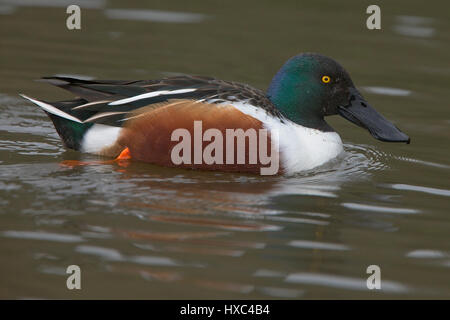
[[116, 99, 280, 174]]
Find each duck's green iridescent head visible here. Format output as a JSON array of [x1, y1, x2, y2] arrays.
[[267, 53, 410, 143]]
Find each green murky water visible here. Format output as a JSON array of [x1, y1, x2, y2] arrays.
[[0, 0, 449, 299]]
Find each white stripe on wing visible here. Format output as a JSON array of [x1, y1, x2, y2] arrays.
[[108, 88, 197, 106]]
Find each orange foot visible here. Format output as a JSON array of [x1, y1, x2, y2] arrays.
[[116, 147, 131, 160], [60, 147, 132, 168]]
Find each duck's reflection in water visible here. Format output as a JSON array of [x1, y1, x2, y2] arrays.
[[56, 145, 388, 297]]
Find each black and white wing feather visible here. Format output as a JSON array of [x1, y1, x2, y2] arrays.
[[34, 75, 283, 126]]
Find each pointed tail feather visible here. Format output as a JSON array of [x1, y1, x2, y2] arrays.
[[20, 94, 82, 123], [20, 94, 92, 150]]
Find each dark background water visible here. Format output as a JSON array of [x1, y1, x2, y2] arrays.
[[0, 0, 449, 299]]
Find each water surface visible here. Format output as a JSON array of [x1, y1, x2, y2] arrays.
[[0, 0, 449, 299]]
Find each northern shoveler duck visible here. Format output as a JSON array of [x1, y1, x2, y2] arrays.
[[21, 53, 409, 175]]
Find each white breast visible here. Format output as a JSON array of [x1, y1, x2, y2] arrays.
[[223, 101, 344, 175], [272, 121, 343, 174]]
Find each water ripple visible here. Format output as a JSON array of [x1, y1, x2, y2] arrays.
[[2, 230, 85, 243], [388, 184, 450, 197], [406, 250, 447, 259], [105, 9, 209, 23], [285, 273, 409, 293], [288, 240, 350, 251], [341, 202, 419, 214]]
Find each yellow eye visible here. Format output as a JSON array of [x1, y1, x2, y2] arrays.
[[322, 75, 331, 83]]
